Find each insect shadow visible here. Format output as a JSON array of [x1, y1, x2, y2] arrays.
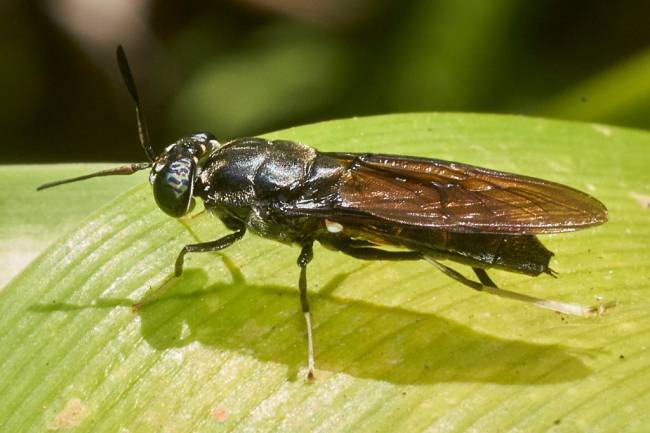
[[31, 256, 594, 385]]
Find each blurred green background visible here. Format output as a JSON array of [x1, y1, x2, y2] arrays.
[[3, 0, 650, 163]]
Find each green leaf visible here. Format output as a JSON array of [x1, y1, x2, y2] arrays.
[[1, 113, 649, 432], [0, 165, 143, 287]]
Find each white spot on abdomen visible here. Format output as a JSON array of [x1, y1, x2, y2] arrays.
[[325, 219, 343, 233]]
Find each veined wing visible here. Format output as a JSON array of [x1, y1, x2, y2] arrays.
[[293, 152, 607, 234]]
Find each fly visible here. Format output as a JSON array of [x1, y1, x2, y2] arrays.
[[38, 46, 612, 381]]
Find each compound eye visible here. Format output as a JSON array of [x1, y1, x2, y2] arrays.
[[152, 157, 196, 217]]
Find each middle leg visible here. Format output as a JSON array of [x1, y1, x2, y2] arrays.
[[297, 241, 315, 381]]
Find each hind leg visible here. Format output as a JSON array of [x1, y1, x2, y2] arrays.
[[425, 258, 613, 317]]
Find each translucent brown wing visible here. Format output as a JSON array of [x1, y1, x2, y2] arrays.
[[296, 152, 608, 234]]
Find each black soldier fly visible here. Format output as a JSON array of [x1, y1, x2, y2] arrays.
[[38, 46, 612, 381]]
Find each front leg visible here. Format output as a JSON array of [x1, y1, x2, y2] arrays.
[[175, 228, 246, 276], [297, 241, 315, 381]]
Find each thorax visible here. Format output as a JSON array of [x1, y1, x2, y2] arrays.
[[195, 137, 342, 244]]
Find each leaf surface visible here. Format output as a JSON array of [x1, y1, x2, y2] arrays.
[[1, 113, 649, 432]]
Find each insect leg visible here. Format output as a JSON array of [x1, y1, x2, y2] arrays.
[[175, 228, 246, 276], [297, 241, 316, 381], [473, 267, 497, 287], [425, 257, 614, 317], [328, 238, 423, 261]]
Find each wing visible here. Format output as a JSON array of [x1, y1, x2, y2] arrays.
[[292, 152, 608, 234]]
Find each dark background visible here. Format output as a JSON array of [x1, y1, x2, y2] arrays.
[[3, 0, 650, 163]]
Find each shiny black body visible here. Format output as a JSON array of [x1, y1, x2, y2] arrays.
[[196, 137, 556, 276], [38, 46, 610, 379]]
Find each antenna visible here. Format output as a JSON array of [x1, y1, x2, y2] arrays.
[[37, 162, 152, 191], [36, 45, 157, 191], [116, 45, 156, 162]]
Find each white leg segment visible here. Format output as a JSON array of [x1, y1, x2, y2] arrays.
[[304, 311, 315, 381], [479, 284, 615, 317], [424, 256, 615, 317]]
